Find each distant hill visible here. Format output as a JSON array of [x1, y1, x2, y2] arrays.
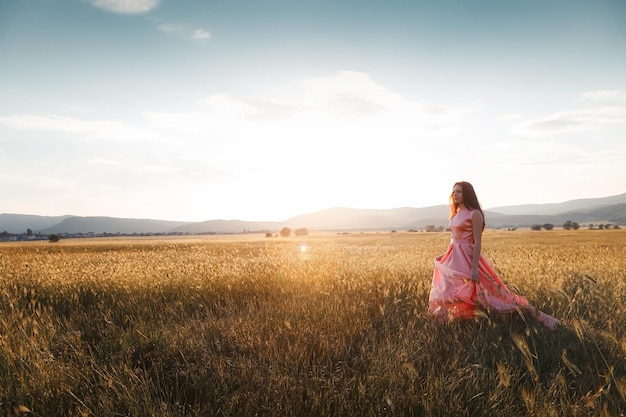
[[281, 206, 449, 230], [484, 203, 626, 228], [41, 217, 189, 235], [1, 192, 625, 235], [0, 213, 73, 234], [561, 203, 626, 224], [488, 192, 626, 216], [168, 219, 281, 234], [485, 213, 561, 229], [165, 201, 626, 233]]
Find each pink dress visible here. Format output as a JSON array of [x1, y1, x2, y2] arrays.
[[428, 209, 558, 329]]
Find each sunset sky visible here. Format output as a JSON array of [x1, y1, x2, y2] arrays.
[[1, 0, 625, 222]]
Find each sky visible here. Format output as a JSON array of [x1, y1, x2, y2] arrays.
[[1, 0, 626, 222]]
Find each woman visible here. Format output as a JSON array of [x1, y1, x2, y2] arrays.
[[428, 181, 559, 329]]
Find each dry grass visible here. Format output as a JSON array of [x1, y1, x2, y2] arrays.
[[0, 230, 625, 416]]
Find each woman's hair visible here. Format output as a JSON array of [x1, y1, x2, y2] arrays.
[[449, 181, 486, 231]]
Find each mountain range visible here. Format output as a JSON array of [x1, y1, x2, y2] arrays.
[[2, 192, 625, 235]]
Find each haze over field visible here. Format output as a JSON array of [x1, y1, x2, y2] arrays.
[[1, 0, 625, 222]]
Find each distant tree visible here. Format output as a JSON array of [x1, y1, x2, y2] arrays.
[[48, 234, 61, 243], [265, 232, 273, 238], [27, 228, 33, 237], [614, 225, 621, 229], [295, 228, 309, 236], [543, 223, 554, 230], [531, 224, 542, 231], [279, 227, 291, 237], [598, 224, 604, 230], [425, 225, 436, 232], [562, 221, 580, 230], [435, 226, 445, 232], [588, 224, 595, 230]]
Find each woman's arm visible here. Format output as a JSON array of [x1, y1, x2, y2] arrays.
[[471, 210, 483, 282]]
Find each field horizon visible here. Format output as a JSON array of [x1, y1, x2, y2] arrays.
[[2, 190, 626, 236]]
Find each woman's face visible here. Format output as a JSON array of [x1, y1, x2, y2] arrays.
[[452, 184, 463, 205]]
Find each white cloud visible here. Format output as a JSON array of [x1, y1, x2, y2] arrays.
[[155, 21, 211, 40], [192, 29, 211, 40], [308, 71, 391, 97], [198, 94, 297, 121], [492, 139, 585, 166], [89, 0, 160, 14], [139, 71, 477, 210], [578, 89, 626, 102], [88, 2, 210, 42], [143, 71, 475, 143], [512, 106, 626, 137], [0, 114, 153, 141]]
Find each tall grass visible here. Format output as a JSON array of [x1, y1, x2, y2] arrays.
[[0, 231, 624, 416]]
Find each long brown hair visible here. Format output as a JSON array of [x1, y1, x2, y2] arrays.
[[449, 181, 486, 231]]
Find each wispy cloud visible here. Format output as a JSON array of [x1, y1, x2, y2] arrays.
[[192, 29, 211, 40], [153, 20, 211, 40], [90, 3, 211, 41], [143, 71, 474, 138], [512, 106, 626, 137], [88, 0, 160, 15], [197, 94, 297, 121], [578, 89, 626, 102]]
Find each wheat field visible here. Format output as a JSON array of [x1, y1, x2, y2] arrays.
[[0, 230, 625, 416]]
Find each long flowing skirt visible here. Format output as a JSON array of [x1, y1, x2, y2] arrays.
[[428, 243, 558, 329]]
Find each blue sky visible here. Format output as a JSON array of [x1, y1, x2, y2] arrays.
[[1, 0, 625, 222]]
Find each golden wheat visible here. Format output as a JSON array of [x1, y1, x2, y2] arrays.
[[0, 230, 624, 416]]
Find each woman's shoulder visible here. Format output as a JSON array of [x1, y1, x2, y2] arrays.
[[470, 209, 483, 221]]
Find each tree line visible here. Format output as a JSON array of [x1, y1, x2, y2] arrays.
[[531, 221, 621, 231]]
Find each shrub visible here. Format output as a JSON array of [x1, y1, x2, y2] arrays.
[[295, 228, 308, 236]]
